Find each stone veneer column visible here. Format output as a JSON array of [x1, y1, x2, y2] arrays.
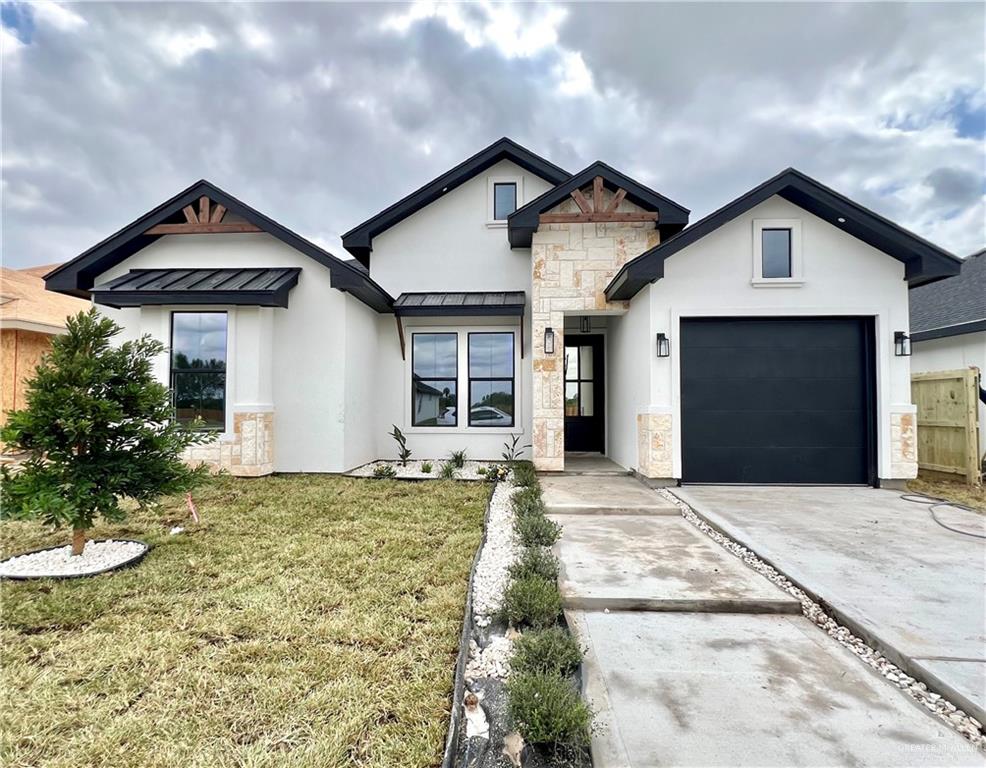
[[183, 409, 275, 477], [889, 407, 918, 478], [530, 187, 660, 471], [636, 411, 674, 479]]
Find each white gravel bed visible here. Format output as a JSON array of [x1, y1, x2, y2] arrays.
[[471, 481, 521, 628], [348, 459, 494, 481], [465, 634, 514, 682], [661, 489, 986, 750], [0, 539, 148, 579]]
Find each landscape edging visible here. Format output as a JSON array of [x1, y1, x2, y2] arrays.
[[0, 539, 151, 580]]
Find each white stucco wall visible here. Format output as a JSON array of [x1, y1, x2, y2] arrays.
[[606, 287, 652, 470], [617, 195, 914, 480], [912, 331, 986, 453], [93, 233, 371, 473]]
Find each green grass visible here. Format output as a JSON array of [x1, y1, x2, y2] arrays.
[[0, 474, 487, 768]]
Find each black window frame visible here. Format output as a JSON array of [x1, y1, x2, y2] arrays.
[[169, 310, 228, 431], [467, 331, 515, 428], [493, 182, 518, 221], [761, 227, 793, 279], [411, 332, 458, 427]]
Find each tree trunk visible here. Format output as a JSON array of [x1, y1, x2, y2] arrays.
[[71, 527, 86, 556]]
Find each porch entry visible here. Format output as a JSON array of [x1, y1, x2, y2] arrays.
[[564, 335, 605, 453]]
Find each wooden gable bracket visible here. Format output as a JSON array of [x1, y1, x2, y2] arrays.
[[539, 177, 659, 224], [145, 196, 263, 235]]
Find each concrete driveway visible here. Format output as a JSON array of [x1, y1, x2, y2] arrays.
[[673, 486, 986, 725]]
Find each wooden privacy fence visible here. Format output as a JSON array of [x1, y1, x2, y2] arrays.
[[911, 368, 982, 486]]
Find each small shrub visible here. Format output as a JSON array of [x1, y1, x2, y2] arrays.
[[448, 449, 467, 468], [439, 462, 458, 480], [509, 546, 559, 582], [477, 466, 488, 476], [507, 672, 591, 746], [502, 575, 562, 629], [388, 424, 412, 466], [502, 434, 532, 462], [486, 464, 510, 483], [512, 486, 545, 518], [373, 464, 397, 479], [512, 462, 539, 489], [516, 513, 561, 547], [511, 627, 582, 677], [421, 462, 433, 474]]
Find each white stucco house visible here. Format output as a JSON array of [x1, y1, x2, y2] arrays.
[[909, 248, 985, 464], [45, 138, 962, 485]]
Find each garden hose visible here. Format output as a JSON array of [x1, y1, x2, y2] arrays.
[[900, 493, 986, 540]]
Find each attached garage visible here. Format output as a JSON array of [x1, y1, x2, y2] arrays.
[[680, 317, 876, 485]]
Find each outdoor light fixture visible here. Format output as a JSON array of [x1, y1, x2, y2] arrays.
[[656, 332, 670, 358], [894, 331, 911, 357], [580, 316, 591, 333], [544, 327, 556, 355]]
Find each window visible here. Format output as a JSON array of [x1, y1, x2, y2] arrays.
[[468, 332, 514, 427], [171, 312, 227, 429], [564, 344, 594, 417], [752, 219, 803, 285], [762, 228, 792, 278], [412, 333, 458, 426], [493, 182, 517, 220]]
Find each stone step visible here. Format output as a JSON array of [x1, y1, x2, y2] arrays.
[[540, 475, 680, 516]]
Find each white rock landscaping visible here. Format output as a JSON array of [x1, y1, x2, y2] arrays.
[[660, 489, 986, 750], [471, 480, 521, 629], [0, 539, 148, 579], [348, 459, 492, 481]]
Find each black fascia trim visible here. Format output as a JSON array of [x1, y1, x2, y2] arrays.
[[911, 319, 986, 342], [605, 168, 962, 301], [45, 180, 395, 313], [341, 137, 570, 266], [507, 160, 690, 249], [395, 305, 524, 317]]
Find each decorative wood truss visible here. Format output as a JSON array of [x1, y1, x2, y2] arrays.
[[539, 177, 659, 224], [144, 196, 262, 235]]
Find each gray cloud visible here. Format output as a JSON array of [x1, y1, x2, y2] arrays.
[[1, 1, 983, 270]]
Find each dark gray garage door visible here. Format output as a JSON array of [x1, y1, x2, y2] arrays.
[[680, 317, 875, 484]]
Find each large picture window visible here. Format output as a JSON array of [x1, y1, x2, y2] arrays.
[[171, 312, 227, 430], [468, 332, 514, 427], [412, 333, 458, 426]]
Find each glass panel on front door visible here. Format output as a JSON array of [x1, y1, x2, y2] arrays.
[[564, 344, 595, 417]]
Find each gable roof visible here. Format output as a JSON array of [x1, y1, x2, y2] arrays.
[[909, 249, 986, 341], [45, 180, 394, 313], [0, 266, 89, 334], [606, 168, 963, 301], [341, 137, 570, 267], [507, 161, 690, 248]]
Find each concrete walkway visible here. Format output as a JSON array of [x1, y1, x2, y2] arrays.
[[546, 474, 984, 767], [674, 485, 986, 726]]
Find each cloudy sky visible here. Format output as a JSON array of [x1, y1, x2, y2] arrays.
[[2, 1, 983, 270]]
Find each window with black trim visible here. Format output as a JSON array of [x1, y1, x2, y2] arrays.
[[761, 228, 792, 278], [493, 182, 517, 221], [171, 312, 227, 429], [468, 332, 514, 427], [412, 333, 458, 426]]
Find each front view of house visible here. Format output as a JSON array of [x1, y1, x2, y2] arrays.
[[46, 138, 961, 485]]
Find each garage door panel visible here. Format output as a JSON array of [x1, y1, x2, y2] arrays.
[[681, 318, 873, 484]]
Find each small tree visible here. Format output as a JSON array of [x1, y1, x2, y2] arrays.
[[0, 309, 213, 555]]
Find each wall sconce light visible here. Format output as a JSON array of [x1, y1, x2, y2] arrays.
[[894, 331, 911, 357], [580, 316, 591, 333], [656, 332, 670, 358], [544, 327, 556, 355]]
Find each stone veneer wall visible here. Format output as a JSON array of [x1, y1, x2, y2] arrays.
[[890, 408, 918, 479], [183, 410, 274, 477], [531, 187, 660, 471], [636, 411, 674, 478]]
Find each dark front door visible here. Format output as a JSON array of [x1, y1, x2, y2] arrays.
[[564, 335, 605, 453], [680, 317, 876, 484]]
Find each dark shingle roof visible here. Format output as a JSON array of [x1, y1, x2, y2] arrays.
[[393, 291, 525, 316], [91, 267, 301, 308], [910, 249, 986, 340]]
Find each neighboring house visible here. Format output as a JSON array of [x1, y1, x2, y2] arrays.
[[909, 248, 986, 459], [45, 138, 961, 485], [1, 264, 90, 433]]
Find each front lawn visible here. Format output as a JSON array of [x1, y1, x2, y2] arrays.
[[1, 475, 487, 768]]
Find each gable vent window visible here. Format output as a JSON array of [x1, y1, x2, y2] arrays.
[[762, 228, 792, 278], [493, 182, 517, 221]]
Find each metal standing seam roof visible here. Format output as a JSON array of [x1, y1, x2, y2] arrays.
[[393, 291, 526, 316], [90, 267, 302, 308]]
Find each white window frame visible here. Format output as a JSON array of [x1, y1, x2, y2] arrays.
[[487, 176, 522, 227], [404, 322, 523, 434], [752, 218, 804, 287]]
